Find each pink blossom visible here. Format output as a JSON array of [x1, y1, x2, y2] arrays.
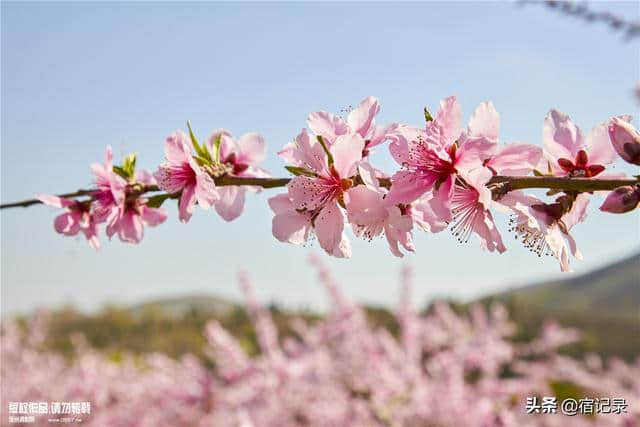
[[268, 193, 313, 245], [449, 168, 506, 253], [352, 162, 428, 248], [110, 171, 168, 244], [386, 97, 498, 208], [345, 184, 415, 257], [115, 199, 168, 244], [305, 96, 397, 156], [541, 109, 617, 177], [599, 185, 640, 214], [35, 195, 100, 249], [90, 146, 127, 234], [281, 130, 365, 257], [268, 192, 352, 258], [608, 116, 640, 166], [444, 140, 541, 252], [5, 263, 640, 426], [409, 193, 451, 234], [387, 124, 422, 166], [502, 192, 588, 272], [206, 129, 269, 222], [482, 143, 542, 176], [155, 132, 218, 223]]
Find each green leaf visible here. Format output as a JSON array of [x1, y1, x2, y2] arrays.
[[187, 120, 201, 151], [112, 165, 129, 180], [146, 194, 171, 208], [533, 169, 544, 177], [549, 380, 585, 403], [193, 155, 211, 167], [122, 153, 137, 177], [316, 135, 334, 166], [212, 134, 222, 163], [424, 107, 434, 123], [187, 121, 212, 162], [285, 166, 317, 177]]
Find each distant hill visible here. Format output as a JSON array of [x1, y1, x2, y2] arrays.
[[479, 253, 639, 360], [492, 253, 639, 318], [127, 294, 237, 319], [30, 254, 640, 361]]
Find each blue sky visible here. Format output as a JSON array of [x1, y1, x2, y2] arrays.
[[2, 2, 639, 315]]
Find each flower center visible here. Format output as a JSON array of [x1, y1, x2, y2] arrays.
[[557, 150, 605, 178], [220, 153, 249, 176], [509, 216, 552, 258], [450, 184, 482, 244]]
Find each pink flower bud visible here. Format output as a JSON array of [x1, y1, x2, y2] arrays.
[[608, 117, 640, 165], [599, 186, 640, 214]]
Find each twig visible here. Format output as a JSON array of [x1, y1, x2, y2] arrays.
[[1, 175, 637, 210]]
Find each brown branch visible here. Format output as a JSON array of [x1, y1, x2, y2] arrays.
[[487, 176, 639, 192], [0, 189, 96, 209], [0, 177, 292, 209], [1, 175, 638, 210]]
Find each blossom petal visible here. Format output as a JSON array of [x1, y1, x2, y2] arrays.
[[288, 176, 332, 211], [386, 171, 434, 205], [455, 137, 497, 174], [546, 228, 572, 272], [487, 143, 542, 176], [461, 168, 493, 208], [307, 111, 349, 144], [330, 133, 365, 178], [165, 132, 191, 164], [140, 206, 167, 226], [277, 141, 298, 165], [217, 133, 237, 162], [82, 228, 100, 250], [367, 122, 398, 149], [467, 101, 500, 142], [543, 109, 582, 161], [118, 210, 144, 244], [54, 212, 80, 235], [215, 186, 246, 222], [315, 201, 345, 255], [608, 117, 640, 166], [476, 210, 506, 253], [282, 129, 328, 174], [586, 122, 617, 165], [136, 169, 157, 186], [384, 208, 415, 257], [104, 208, 122, 239], [108, 173, 127, 207], [600, 186, 640, 213], [358, 162, 381, 191], [411, 194, 450, 233], [347, 96, 380, 138], [104, 145, 114, 170], [562, 194, 589, 231], [388, 126, 423, 165], [36, 194, 75, 209], [178, 184, 197, 223], [330, 232, 352, 258], [195, 173, 219, 209], [272, 211, 311, 245], [206, 128, 232, 158], [236, 132, 266, 166], [346, 185, 386, 227], [435, 96, 462, 145], [268, 194, 294, 215]]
